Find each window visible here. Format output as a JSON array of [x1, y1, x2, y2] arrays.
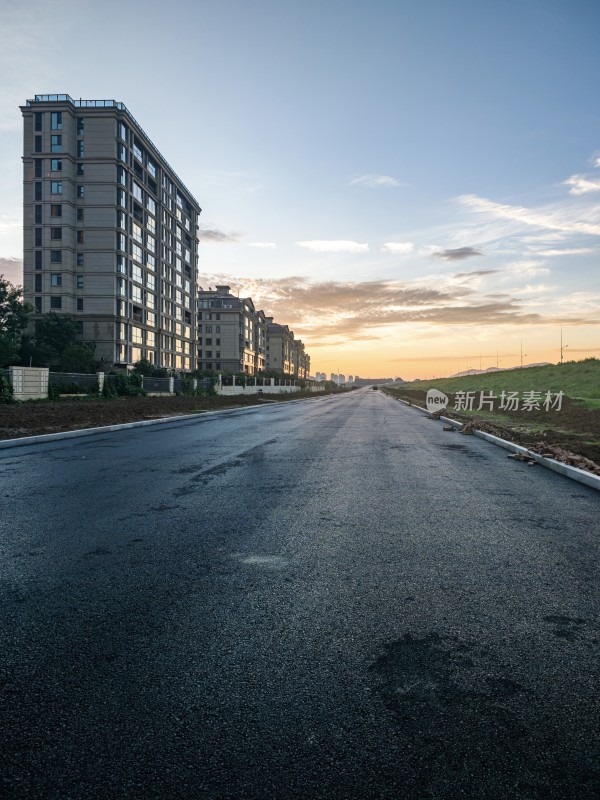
[[35, 297, 42, 313], [77, 118, 84, 135], [77, 163, 84, 176], [51, 227, 62, 240], [51, 111, 62, 130], [147, 215, 156, 234], [118, 121, 128, 141], [34, 159, 43, 177], [117, 188, 127, 208], [147, 159, 156, 178], [117, 166, 127, 186], [50, 297, 62, 309], [77, 141, 84, 157], [132, 243, 143, 263], [34, 136, 42, 153], [77, 253, 84, 266], [50, 204, 62, 217], [147, 234, 155, 253], [77, 208, 84, 221], [77, 185, 85, 198], [147, 311, 155, 326], [117, 255, 127, 274], [215, 325, 221, 333], [133, 142, 143, 163], [34, 182, 42, 201], [34, 205, 42, 224], [132, 264, 143, 283], [51, 274, 62, 286], [35, 228, 42, 247], [77, 298, 84, 311], [34, 112, 42, 132], [51, 159, 62, 171], [35, 251, 42, 269], [116, 232, 126, 251], [132, 285, 142, 303], [132, 222, 143, 243], [132, 181, 143, 202], [51, 135, 62, 153], [50, 250, 62, 263], [77, 231, 84, 244], [35, 275, 42, 292], [51, 181, 62, 194], [132, 326, 143, 344]]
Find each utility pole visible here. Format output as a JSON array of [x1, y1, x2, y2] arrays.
[[520, 340, 527, 369], [560, 326, 568, 364]]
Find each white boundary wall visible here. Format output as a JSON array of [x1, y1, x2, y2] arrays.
[[9, 367, 49, 400]]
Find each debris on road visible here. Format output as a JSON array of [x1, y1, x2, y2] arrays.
[[531, 442, 600, 476]]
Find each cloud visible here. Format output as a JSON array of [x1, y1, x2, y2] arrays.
[[248, 242, 276, 249], [453, 269, 500, 278], [563, 175, 600, 195], [458, 193, 600, 237], [503, 260, 551, 279], [349, 174, 403, 188], [535, 247, 595, 257], [296, 240, 369, 253], [199, 227, 242, 243], [0, 257, 23, 285], [380, 242, 414, 254], [434, 247, 483, 261], [200, 273, 596, 345]]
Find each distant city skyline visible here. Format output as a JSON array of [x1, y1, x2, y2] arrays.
[[1, 0, 599, 379]]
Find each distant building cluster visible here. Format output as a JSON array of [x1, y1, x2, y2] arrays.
[[19, 94, 313, 379], [198, 285, 310, 377]]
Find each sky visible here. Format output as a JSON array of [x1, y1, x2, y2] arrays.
[[1, 0, 599, 380]]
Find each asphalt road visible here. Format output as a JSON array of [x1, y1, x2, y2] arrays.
[[1, 389, 599, 799]]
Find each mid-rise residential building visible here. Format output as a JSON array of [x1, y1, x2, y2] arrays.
[[266, 318, 294, 375], [21, 94, 201, 371], [197, 285, 266, 374], [292, 339, 310, 379]]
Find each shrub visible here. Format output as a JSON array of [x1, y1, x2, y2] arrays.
[[0, 369, 14, 404]]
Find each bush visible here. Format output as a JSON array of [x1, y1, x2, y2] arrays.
[[104, 372, 146, 397], [0, 369, 14, 403]]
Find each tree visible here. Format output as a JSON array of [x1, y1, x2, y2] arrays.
[[0, 276, 32, 367], [60, 343, 95, 373], [22, 314, 78, 368]]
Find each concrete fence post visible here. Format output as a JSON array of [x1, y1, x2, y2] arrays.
[[169, 376, 174, 393], [97, 371, 105, 393], [192, 378, 197, 391]]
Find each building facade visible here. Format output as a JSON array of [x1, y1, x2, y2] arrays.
[[197, 285, 267, 374], [21, 94, 201, 372], [291, 339, 310, 379], [266, 318, 294, 375]]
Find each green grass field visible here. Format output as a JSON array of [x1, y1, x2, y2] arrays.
[[393, 358, 600, 408]]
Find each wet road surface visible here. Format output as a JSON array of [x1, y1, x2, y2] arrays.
[[1, 389, 599, 798]]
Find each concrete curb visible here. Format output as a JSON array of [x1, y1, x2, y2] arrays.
[[0, 394, 326, 451], [388, 394, 600, 493]]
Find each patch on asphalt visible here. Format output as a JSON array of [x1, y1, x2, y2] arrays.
[[368, 632, 530, 780], [236, 554, 288, 569]]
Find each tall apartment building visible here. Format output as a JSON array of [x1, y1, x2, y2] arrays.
[[21, 94, 201, 372], [197, 285, 267, 374], [266, 318, 294, 375]]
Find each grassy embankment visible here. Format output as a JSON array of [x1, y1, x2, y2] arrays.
[[382, 359, 600, 462]]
